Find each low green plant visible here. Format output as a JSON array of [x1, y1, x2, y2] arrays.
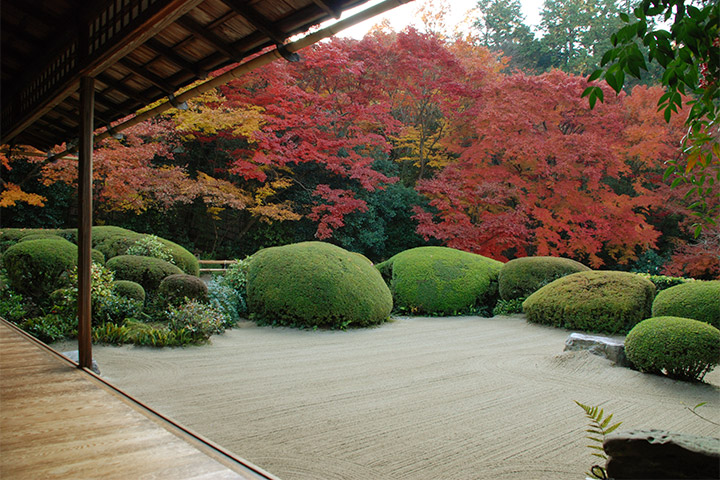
[[165, 299, 224, 343], [218, 259, 249, 314], [625, 316, 720, 382], [207, 279, 243, 327], [126, 234, 175, 264], [52, 263, 117, 321], [92, 322, 130, 344], [636, 273, 693, 293], [19, 314, 76, 343], [0, 285, 26, 322], [492, 298, 524, 316], [94, 295, 144, 324], [575, 401, 622, 480]]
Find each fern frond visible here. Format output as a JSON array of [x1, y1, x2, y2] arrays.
[[605, 422, 622, 434]]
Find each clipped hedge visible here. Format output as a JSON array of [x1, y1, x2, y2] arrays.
[[1, 228, 61, 253], [625, 316, 720, 382], [106, 255, 183, 293], [113, 280, 146, 302], [652, 281, 720, 328], [157, 237, 199, 276], [158, 274, 208, 305], [376, 246, 503, 315], [523, 271, 655, 334], [2, 238, 77, 298], [247, 241, 392, 328], [498, 256, 591, 301]]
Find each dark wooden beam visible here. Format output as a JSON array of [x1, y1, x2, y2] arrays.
[[145, 38, 207, 78], [312, 0, 341, 19], [219, 0, 288, 43], [97, 73, 155, 105], [77, 76, 94, 371], [118, 58, 176, 94], [176, 15, 244, 61]]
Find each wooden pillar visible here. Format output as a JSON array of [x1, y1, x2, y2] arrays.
[[77, 76, 94, 369]]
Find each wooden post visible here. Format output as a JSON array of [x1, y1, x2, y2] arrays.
[[77, 76, 94, 369]]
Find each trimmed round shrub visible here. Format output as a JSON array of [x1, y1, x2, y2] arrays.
[[2, 238, 77, 298], [113, 280, 146, 302], [523, 271, 655, 334], [157, 238, 199, 276], [625, 316, 720, 382], [91, 249, 105, 265], [247, 241, 392, 328], [1, 228, 60, 253], [18, 233, 66, 243], [158, 274, 208, 305], [498, 256, 591, 301], [106, 255, 183, 293], [375, 246, 503, 315], [94, 234, 142, 260], [652, 281, 720, 328]]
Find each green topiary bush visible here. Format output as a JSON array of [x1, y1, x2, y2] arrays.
[[158, 274, 208, 305], [651, 281, 720, 328], [625, 316, 720, 382], [156, 238, 199, 276], [113, 280, 146, 302], [498, 256, 591, 301], [376, 246, 503, 315], [106, 255, 183, 293], [2, 238, 78, 299], [523, 271, 655, 334], [247, 242, 392, 329], [0, 228, 61, 253]]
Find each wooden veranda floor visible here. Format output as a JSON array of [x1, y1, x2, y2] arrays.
[[0, 319, 278, 480]]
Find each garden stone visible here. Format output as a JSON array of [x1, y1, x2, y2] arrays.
[[564, 332, 629, 367], [604, 430, 720, 479], [62, 350, 101, 375]]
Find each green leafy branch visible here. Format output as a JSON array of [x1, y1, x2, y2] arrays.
[[575, 401, 623, 479], [582, 0, 720, 229]]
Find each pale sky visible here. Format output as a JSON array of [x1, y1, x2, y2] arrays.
[[335, 0, 545, 39]]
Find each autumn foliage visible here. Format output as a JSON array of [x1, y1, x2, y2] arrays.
[[2, 28, 714, 276]]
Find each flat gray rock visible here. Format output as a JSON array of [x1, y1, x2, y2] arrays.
[[61, 350, 101, 375], [564, 332, 629, 366], [605, 429, 720, 479]]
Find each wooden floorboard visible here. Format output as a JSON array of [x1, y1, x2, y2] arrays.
[[0, 320, 278, 480]]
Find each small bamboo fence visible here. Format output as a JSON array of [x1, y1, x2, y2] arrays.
[[198, 260, 238, 274]]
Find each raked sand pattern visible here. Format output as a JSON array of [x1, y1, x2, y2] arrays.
[[61, 315, 720, 480]]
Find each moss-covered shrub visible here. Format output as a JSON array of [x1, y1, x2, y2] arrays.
[[2, 238, 78, 298], [247, 241, 392, 328], [106, 255, 183, 293], [0, 228, 61, 253], [523, 271, 655, 334], [158, 274, 208, 305], [157, 238, 199, 276], [498, 256, 591, 301], [113, 280, 146, 302], [651, 281, 720, 328], [94, 234, 142, 260], [625, 316, 720, 382], [376, 246, 503, 315]]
